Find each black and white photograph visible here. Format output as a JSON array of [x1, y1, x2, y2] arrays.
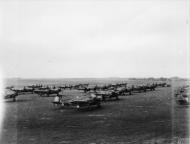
[[0, 0, 190, 144]]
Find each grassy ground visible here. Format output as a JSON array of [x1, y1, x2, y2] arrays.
[[1, 83, 189, 144]]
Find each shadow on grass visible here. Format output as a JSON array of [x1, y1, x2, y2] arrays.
[[52, 105, 105, 113], [176, 104, 189, 108]]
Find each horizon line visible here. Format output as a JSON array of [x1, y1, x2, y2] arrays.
[[4, 76, 189, 80]]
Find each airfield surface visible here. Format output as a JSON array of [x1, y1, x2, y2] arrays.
[[1, 80, 189, 144]]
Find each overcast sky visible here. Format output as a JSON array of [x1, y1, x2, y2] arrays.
[[0, 0, 189, 78]]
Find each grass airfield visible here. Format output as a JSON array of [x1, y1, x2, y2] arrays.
[[1, 79, 189, 144]]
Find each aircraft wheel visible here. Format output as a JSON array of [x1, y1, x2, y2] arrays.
[[13, 97, 16, 102]]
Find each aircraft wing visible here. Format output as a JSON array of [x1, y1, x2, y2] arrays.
[[62, 96, 100, 109], [4, 89, 17, 99]]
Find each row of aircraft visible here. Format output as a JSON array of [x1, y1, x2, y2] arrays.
[[3, 82, 171, 109], [53, 82, 171, 109]]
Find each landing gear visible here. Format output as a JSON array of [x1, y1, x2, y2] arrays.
[[13, 96, 16, 102]]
